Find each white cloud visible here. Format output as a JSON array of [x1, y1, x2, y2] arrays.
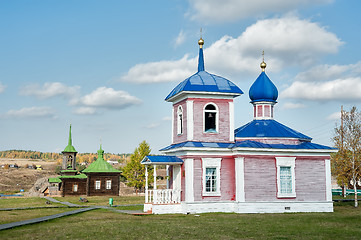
[[121, 16, 342, 84], [188, 0, 333, 23], [73, 107, 97, 115], [282, 102, 306, 109], [175, 30, 186, 47], [282, 77, 361, 101], [121, 55, 195, 84], [327, 111, 341, 121], [20, 82, 80, 99], [294, 62, 361, 82], [144, 122, 161, 129], [2, 107, 57, 119], [73, 87, 141, 110], [0, 82, 5, 93], [162, 116, 172, 121]]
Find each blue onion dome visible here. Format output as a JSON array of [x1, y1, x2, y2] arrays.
[[249, 60, 278, 103], [165, 38, 243, 101]]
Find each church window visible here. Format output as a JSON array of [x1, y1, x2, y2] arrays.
[[106, 180, 112, 190], [276, 157, 296, 198], [95, 180, 101, 190], [177, 106, 183, 135], [202, 158, 221, 196], [204, 104, 218, 133]]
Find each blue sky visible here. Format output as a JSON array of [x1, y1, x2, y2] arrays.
[[0, 0, 360, 154]]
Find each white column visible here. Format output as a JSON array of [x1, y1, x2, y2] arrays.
[[145, 165, 148, 203], [166, 165, 169, 189], [184, 158, 194, 202], [229, 101, 234, 142], [171, 107, 174, 143], [325, 159, 332, 201], [235, 157, 245, 202], [187, 100, 194, 141], [154, 165, 157, 190]]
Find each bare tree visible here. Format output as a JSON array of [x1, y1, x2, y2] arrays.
[[333, 106, 361, 207]]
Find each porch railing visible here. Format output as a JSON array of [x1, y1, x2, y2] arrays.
[[145, 189, 181, 204]]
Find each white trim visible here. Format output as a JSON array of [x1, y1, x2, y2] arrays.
[[229, 101, 234, 142], [187, 100, 194, 141], [173, 165, 181, 191], [325, 159, 332, 201], [106, 180, 112, 190], [202, 158, 222, 196], [235, 157, 245, 202], [171, 107, 174, 143], [95, 180, 101, 190], [185, 159, 194, 202], [166, 91, 241, 103], [276, 157, 296, 198], [154, 165, 157, 190]]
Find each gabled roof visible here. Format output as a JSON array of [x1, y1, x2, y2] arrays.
[[141, 156, 183, 165], [59, 173, 88, 179], [49, 177, 62, 183], [82, 145, 121, 173], [165, 39, 243, 101], [234, 119, 312, 140]]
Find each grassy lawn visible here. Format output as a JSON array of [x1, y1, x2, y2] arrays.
[[52, 195, 144, 206], [0, 197, 63, 208], [0, 208, 72, 225], [0, 203, 361, 239]]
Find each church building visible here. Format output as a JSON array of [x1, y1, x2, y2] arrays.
[[48, 125, 121, 197], [141, 37, 336, 214]]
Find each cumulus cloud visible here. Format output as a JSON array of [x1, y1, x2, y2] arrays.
[[282, 102, 306, 109], [0, 82, 5, 93], [20, 82, 80, 99], [282, 62, 361, 101], [73, 87, 141, 112], [2, 107, 57, 119], [282, 77, 361, 101], [121, 16, 342, 84], [73, 107, 97, 115], [188, 0, 333, 23]]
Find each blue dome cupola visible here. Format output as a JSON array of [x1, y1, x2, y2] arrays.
[[249, 55, 278, 119]]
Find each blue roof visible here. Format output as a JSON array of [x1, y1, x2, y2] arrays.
[[160, 140, 335, 151], [249, 72, 278, 103], [234, 119, 312, 140], [165, 43, 243, 101], [141, 155, 183, 165]]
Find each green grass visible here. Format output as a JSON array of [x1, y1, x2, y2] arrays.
[[52, 195, 144, 206], [0, 197, 63, 208], [0, 208, 72, 224], [0, 203, 361, 239]]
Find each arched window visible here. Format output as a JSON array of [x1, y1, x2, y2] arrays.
[[177, 106, 183, 135], [204, 103, 218, 133]]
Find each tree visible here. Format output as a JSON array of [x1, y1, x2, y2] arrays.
[[122, 140, 153, 192], [332, 106, 361, 207]]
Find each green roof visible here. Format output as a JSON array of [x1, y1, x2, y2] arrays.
[[82, 145, 121, 173], [63, 124, 77, 153], [61, 169, 78, 173], [59, 173, 87, 179], [49, 177, 62, 183]]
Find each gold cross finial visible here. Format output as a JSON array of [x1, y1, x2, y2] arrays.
[[260, 50, 267, 72]]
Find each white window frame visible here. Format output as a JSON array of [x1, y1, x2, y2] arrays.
[[177, 105, 183, 135], [276, 157, 296, 198], [95, 180, 101, 190], [73, 184, 78, 192], [203, 103, 219, 133], [106, 180, 112, 190], [202, 158, 222, 196]]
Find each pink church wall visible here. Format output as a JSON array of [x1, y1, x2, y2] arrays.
[[192, 98, 232, 143], [192, 156, 235, 202], [244, 156, 277, 201], [243, 155, 328, 202], [294, 157, 327, 201], [173, 100, 188, 144]]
